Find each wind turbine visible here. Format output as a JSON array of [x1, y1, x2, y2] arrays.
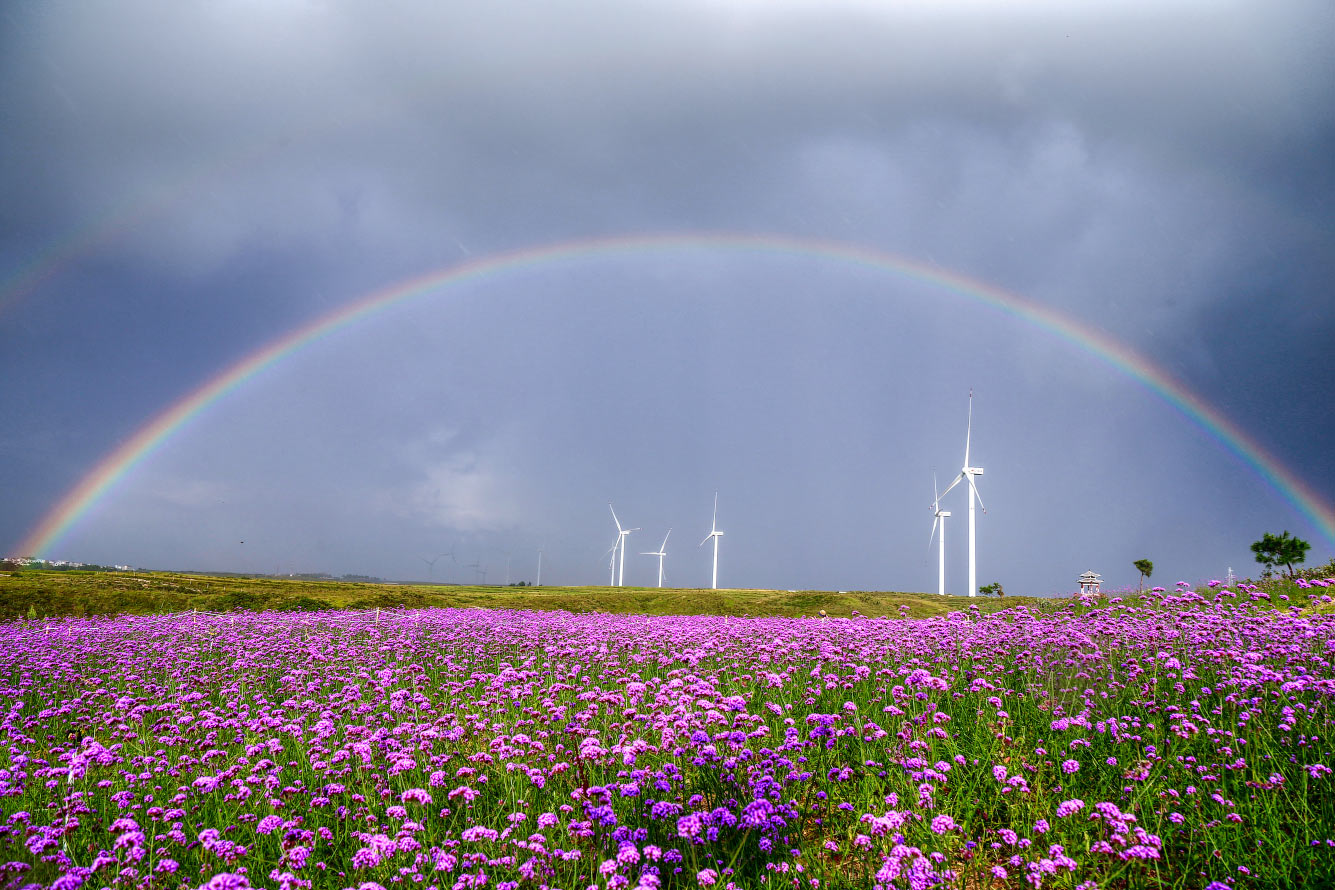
[[419, 548, 454, 582], [609, 504, 639, 587], [641, 529, 672, 588], [938, 391, 986, 597], [928, 473, 951, 596], [700, 492, 724, 590]]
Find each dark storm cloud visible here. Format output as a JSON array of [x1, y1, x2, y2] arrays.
[[1, 0, 1332, 591]]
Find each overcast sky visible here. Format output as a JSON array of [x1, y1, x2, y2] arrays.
[[2, 0, 1332, 595]]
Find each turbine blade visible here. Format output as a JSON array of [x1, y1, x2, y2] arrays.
[[939, 473, 965, 499], [712, 492, 719, 532], [661, 528, 672, 550], [609, 503, 622, 533], [964, 390, 973, 467], [933, 471, 939, 505], [929, 514, 939, 550], [966, 473, 987, 513]]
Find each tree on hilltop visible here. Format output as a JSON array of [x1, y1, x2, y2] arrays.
[[1133, 559, 1154, 593], [979, 581, 1004, 598], [1250, 531, 1310, 578]]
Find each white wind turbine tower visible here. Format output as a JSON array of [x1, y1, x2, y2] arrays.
[[603, 522, 621, 586], [641, 529, 672, 588], [938, 391, 986, 597], [609, 504, 639, 587], [928, 473, 951, 596], [700, 492, 724, 590]]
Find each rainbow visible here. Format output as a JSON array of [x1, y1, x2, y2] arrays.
[[14, 231, 1335, 558]]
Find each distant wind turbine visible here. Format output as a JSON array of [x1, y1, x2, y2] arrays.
[[641, 529, 672, 588], [419, 548, 454, 581], [937, 391, 986, 597], [609, 504, 639, 587], [700, 492, 724, 590], [928, 473, 951, 596]]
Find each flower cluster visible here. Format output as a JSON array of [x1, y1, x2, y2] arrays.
[[0, 593, 1333, 888]]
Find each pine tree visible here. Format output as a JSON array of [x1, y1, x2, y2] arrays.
[[1250, 531, 1310, 577], [1133, 559, 1153, 593]]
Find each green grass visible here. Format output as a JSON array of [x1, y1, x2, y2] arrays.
[[0, 569, 1043, 621]]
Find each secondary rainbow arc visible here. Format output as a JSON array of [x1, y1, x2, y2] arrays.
[[14, 231, 1335, 559]]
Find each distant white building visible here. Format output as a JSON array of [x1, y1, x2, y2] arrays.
[[1078, 570, 1103, 596]]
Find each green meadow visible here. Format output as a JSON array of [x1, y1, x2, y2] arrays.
[[0, 569, 1045, 622]]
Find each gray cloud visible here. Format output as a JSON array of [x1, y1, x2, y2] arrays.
[[2, 0, 1331, 592]]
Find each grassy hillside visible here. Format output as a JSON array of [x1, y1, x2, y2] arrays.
[[0, 569, 1043, 621]]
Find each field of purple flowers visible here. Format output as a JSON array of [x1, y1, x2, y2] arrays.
[[2, 582, 1334, 890]]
